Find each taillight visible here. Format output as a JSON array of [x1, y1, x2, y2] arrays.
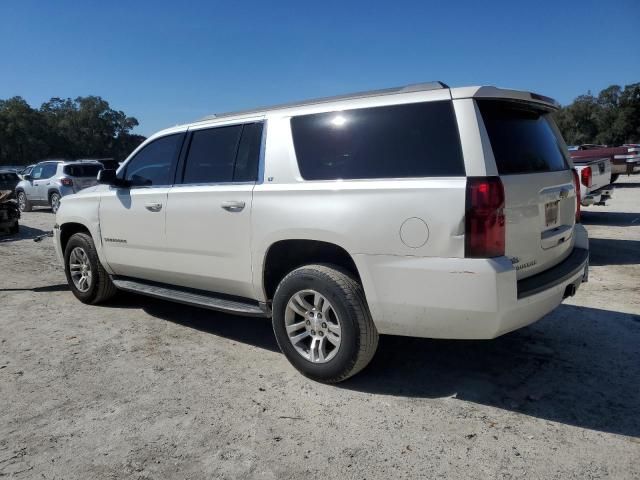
[[572, 169, 581, 223], [60, 178, 73, 186], [580, 167, 592, 188], [465, 177, 505, 258]]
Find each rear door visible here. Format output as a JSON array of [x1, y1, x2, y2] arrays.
[[477, 100, 576, 279], [163, 121, 263, 298]]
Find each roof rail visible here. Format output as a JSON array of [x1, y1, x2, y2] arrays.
[[198, 81, 449, 122]]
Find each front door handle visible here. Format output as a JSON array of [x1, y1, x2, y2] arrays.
[[145, 202, 163, 212], [221, 200, 246, 212]]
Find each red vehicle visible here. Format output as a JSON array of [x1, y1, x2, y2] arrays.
[[570, 145, 640, 183]]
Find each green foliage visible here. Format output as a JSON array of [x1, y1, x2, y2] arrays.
[[554, 82, 640, 146], [0, 95, 145, 165]]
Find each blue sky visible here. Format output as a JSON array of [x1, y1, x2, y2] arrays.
[[1, 0, 638, 136]]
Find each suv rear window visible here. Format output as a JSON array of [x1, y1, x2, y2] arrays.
[[291, 101, 465, 180], [63, 164, 103, 177], [478, 100, 569, 175]]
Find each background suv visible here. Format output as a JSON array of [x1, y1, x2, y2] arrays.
[[16, 160, 103, 213]]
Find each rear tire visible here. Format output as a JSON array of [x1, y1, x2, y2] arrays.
[[17, 191, 32, 212], [64, 232, 117, 304], [272, 264, 378, 383], [50, 192, 61, 214], [610, 174, 619, 184]]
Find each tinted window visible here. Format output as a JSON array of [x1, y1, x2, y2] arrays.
[[181, 125, 242, 184], [124, 134, 184, 186], [0, 172, 18, 181], [478, 100, 569, 175], [63, 164, 103, 177], [41, 163, 58, 179], [30, 165, 45, 180], [234, 123, 263, 182], [291, 101, 464, 180]]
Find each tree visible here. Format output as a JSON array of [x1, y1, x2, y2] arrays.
[[0, 95, 145, 165], [554, 82, 640, 146], [0, 97, 49, 164], [40, 95, 141, 160]]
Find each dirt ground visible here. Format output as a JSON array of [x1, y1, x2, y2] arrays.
[[1, 177, 639, 480]]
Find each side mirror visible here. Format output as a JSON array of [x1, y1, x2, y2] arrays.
[[97, 169, 123, 186], [23, 174, 32, 180]]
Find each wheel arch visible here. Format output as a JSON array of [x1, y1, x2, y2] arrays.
[[48, 188, 61, 202], [59, 222, 92, 255], [261, 239, 362, 302]]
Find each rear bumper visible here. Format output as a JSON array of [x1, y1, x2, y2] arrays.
[[356, 225, 589, 340], [582, 185, 614, 206]]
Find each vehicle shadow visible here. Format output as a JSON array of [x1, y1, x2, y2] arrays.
[[338, 304, 640, 438], [110, 290, 640, 438], [588, 238, 640, 266], [0, 224, 50, 243], [105, 292, 279, 352], [581, 210, 640, 227], [611, 182, 640, 188], [0, 284, 69, 292]]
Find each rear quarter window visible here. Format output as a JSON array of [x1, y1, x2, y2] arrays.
[[478, 100, 569, 175], [290, 101, 465, 180]]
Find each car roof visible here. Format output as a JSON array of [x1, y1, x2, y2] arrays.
[[36, 159, 103, 165], [144, 81, 560, 143]]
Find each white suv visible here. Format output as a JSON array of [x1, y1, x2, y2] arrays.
[[16, 160, 103, 213], [54, 82, 589, 383]]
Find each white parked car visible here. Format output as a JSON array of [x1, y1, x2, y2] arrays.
[[54, 82, 589, 382], [16, 160, 103, 213]]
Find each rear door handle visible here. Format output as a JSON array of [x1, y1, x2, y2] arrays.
[[221, 200, 246, 212], [145, 202, 163, 212]]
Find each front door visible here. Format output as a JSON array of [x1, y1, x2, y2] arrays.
[[27, 163, 48, 201], [163, 121, 263, 299], [99, 132, 185, 280]]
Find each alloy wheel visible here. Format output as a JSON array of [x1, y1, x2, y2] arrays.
[[285, 289, 342, 363], [69, 247, 92, 292], [51, 194, 60, 213], [18, 193, 26, 211]]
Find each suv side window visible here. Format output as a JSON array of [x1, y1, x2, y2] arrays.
[[41, 163, 58, 179], [181, 125, 243, 184], [123, 133, 184, 187], [290, 101, 465, 180], [234, 123, 264, 182], [30, 164, 45, 180]]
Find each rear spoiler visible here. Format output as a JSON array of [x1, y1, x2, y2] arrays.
[[450, 86, 561, 111]]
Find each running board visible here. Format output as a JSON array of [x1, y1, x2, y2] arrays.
[[111, 277, 270, 317]]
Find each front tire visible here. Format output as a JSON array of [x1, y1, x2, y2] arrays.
[[611, 173, 619, 184], [17, 191, 32, 212], [50, 192, 61, 214], [64, 232, 117, 304], [272, 264, 379, 383]]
